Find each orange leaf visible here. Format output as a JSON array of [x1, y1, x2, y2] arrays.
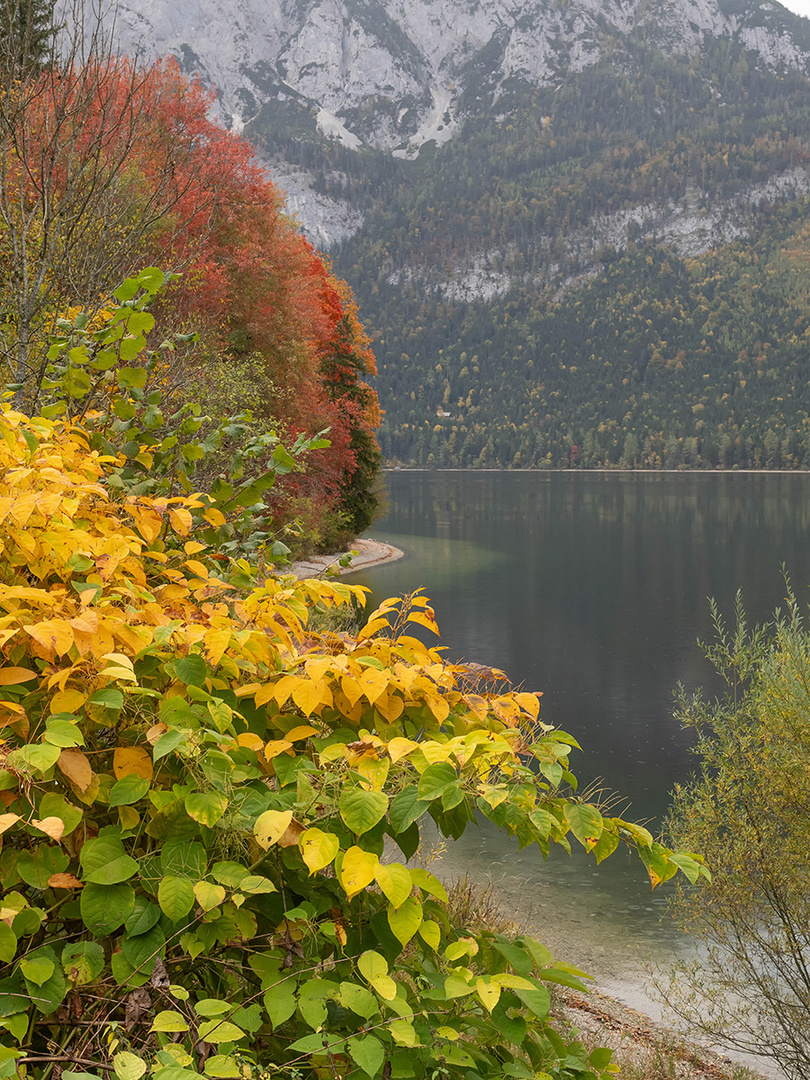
[[48, 873, 83, 889], [23, 620, 74, 658], [31, 817, 65, 842], [113, 746, 153, 781], [57, 749, 93, 792], [0, 668, 37, 686], [146, 723, 168, 745]]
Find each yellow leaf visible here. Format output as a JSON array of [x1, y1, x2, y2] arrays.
[[0, 668, 37, 686], [51, 688, 86, 714], [300, 828, 340, 874], [253, 809, 293, 850], [264, 740, 293, 761], [272, 674, 302, 707], [370, 975, 398, 1000], [31, 816, 65, 842], [418, 920, 441, 951], [168, 508, 193, 535], [407, 611, 440, 636], [57, 749, 94, 793], [375, 862, 412, 908], [204, 628, 232, 668], [113, 746, 154, 781], [236, 733, 264, 751], [194, 881, 226, 911], [184, 560, 209, 579], [203, 507, 226, 527], [285, 725, 318, 742], [387, 737, 418, 763], [24, 620, 74, 658], [292, 679, 330, 717], [146, 723, 167, 745], [358, 667, 388, 705], [339, 845, 379, 899], [0, 813, 20, 835], [184, 541, 207, 556], [514, 692, 541, 719], [341, 675, 364, 708]]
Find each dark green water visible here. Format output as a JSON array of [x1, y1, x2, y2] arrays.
[[347, 471, 810, 1020]]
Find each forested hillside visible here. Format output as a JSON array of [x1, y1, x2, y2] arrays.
[[0, 6, 381, 548], [326, 34, 810, 468]]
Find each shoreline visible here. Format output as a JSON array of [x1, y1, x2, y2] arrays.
[[384, 466, 810, 475], [291, 536, 404, 579]]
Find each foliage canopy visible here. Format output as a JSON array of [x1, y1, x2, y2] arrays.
[[0, 337, 705, 1078]]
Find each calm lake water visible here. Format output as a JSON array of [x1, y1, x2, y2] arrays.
[[347, 470, 810, 1030]]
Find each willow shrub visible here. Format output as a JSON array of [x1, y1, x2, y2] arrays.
[[0, 405, 706, 1080]]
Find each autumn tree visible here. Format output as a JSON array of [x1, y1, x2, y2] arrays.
[[665, 591, 810, 1079]]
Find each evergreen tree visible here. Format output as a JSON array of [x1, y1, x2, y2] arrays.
[[0, 0, 57, 78]]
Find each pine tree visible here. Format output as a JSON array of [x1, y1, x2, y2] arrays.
[[0, 0, 57, 78]]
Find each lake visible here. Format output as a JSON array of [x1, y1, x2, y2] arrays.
[[346, 470, 810, 1028]]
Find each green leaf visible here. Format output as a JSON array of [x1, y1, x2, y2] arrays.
[[81, 883, 135, 936], [17, 846, 69, 890], [357, 951, 388, 982], [89, 688, 124, 709], [338, 982, 378, 1020], [492, 940, 533, 976], [417, 762, 458, 802], [513, 980, 551, 1020], [174, 655, 208, 687], [20, 955, 54, 987], [158, 876, 195, 921], [39, 793, 82, 834], [298, 979, 332, 1029], [160, 838, 206, 881], [193, 999, 231, 1018], [21, 948, 66, 1014], [388, 785, 430, 833], [62, 942, 104, 985], [121, 924, 165, 973], [387, 896, 423, 946], [204, 1057, 240, 1078], [197, 1019, 246, 1044], [347, 1035, 385, 1077], [80, 837, 138, 884], [117, 363, 147, 388], [44, 719, 85, 748], [63, 368, 92, 398], [184, 792, 228, 827], [0, 925, 16, 964], [409, 867, 448, 903], [563, 803, 604, 849], [339, 788, 388, 834], [151, 1011, 189, 1033], [153, 729, 188, 761], [125, 899, 162, 936], [109, 775, 150, 806], [262, 981, 296, 1028]]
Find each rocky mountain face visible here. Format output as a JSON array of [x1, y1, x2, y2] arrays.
[[105, 0, 810, 153], [81, 0, 810, 470]]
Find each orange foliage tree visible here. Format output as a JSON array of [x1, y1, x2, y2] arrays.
[[0, 44, 380, 545]]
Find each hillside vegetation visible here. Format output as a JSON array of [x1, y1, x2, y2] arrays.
[[324, 35, 810, 468]]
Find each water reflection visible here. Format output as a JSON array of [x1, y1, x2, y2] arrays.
[[349, 471, 810, 1036]]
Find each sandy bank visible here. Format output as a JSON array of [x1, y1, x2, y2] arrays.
[[291, 537, 404, 579]]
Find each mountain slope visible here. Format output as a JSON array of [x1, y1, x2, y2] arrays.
[[87, 0, 810, 469]]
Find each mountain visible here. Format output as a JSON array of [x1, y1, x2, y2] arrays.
[[95, 0, 810, 468]]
